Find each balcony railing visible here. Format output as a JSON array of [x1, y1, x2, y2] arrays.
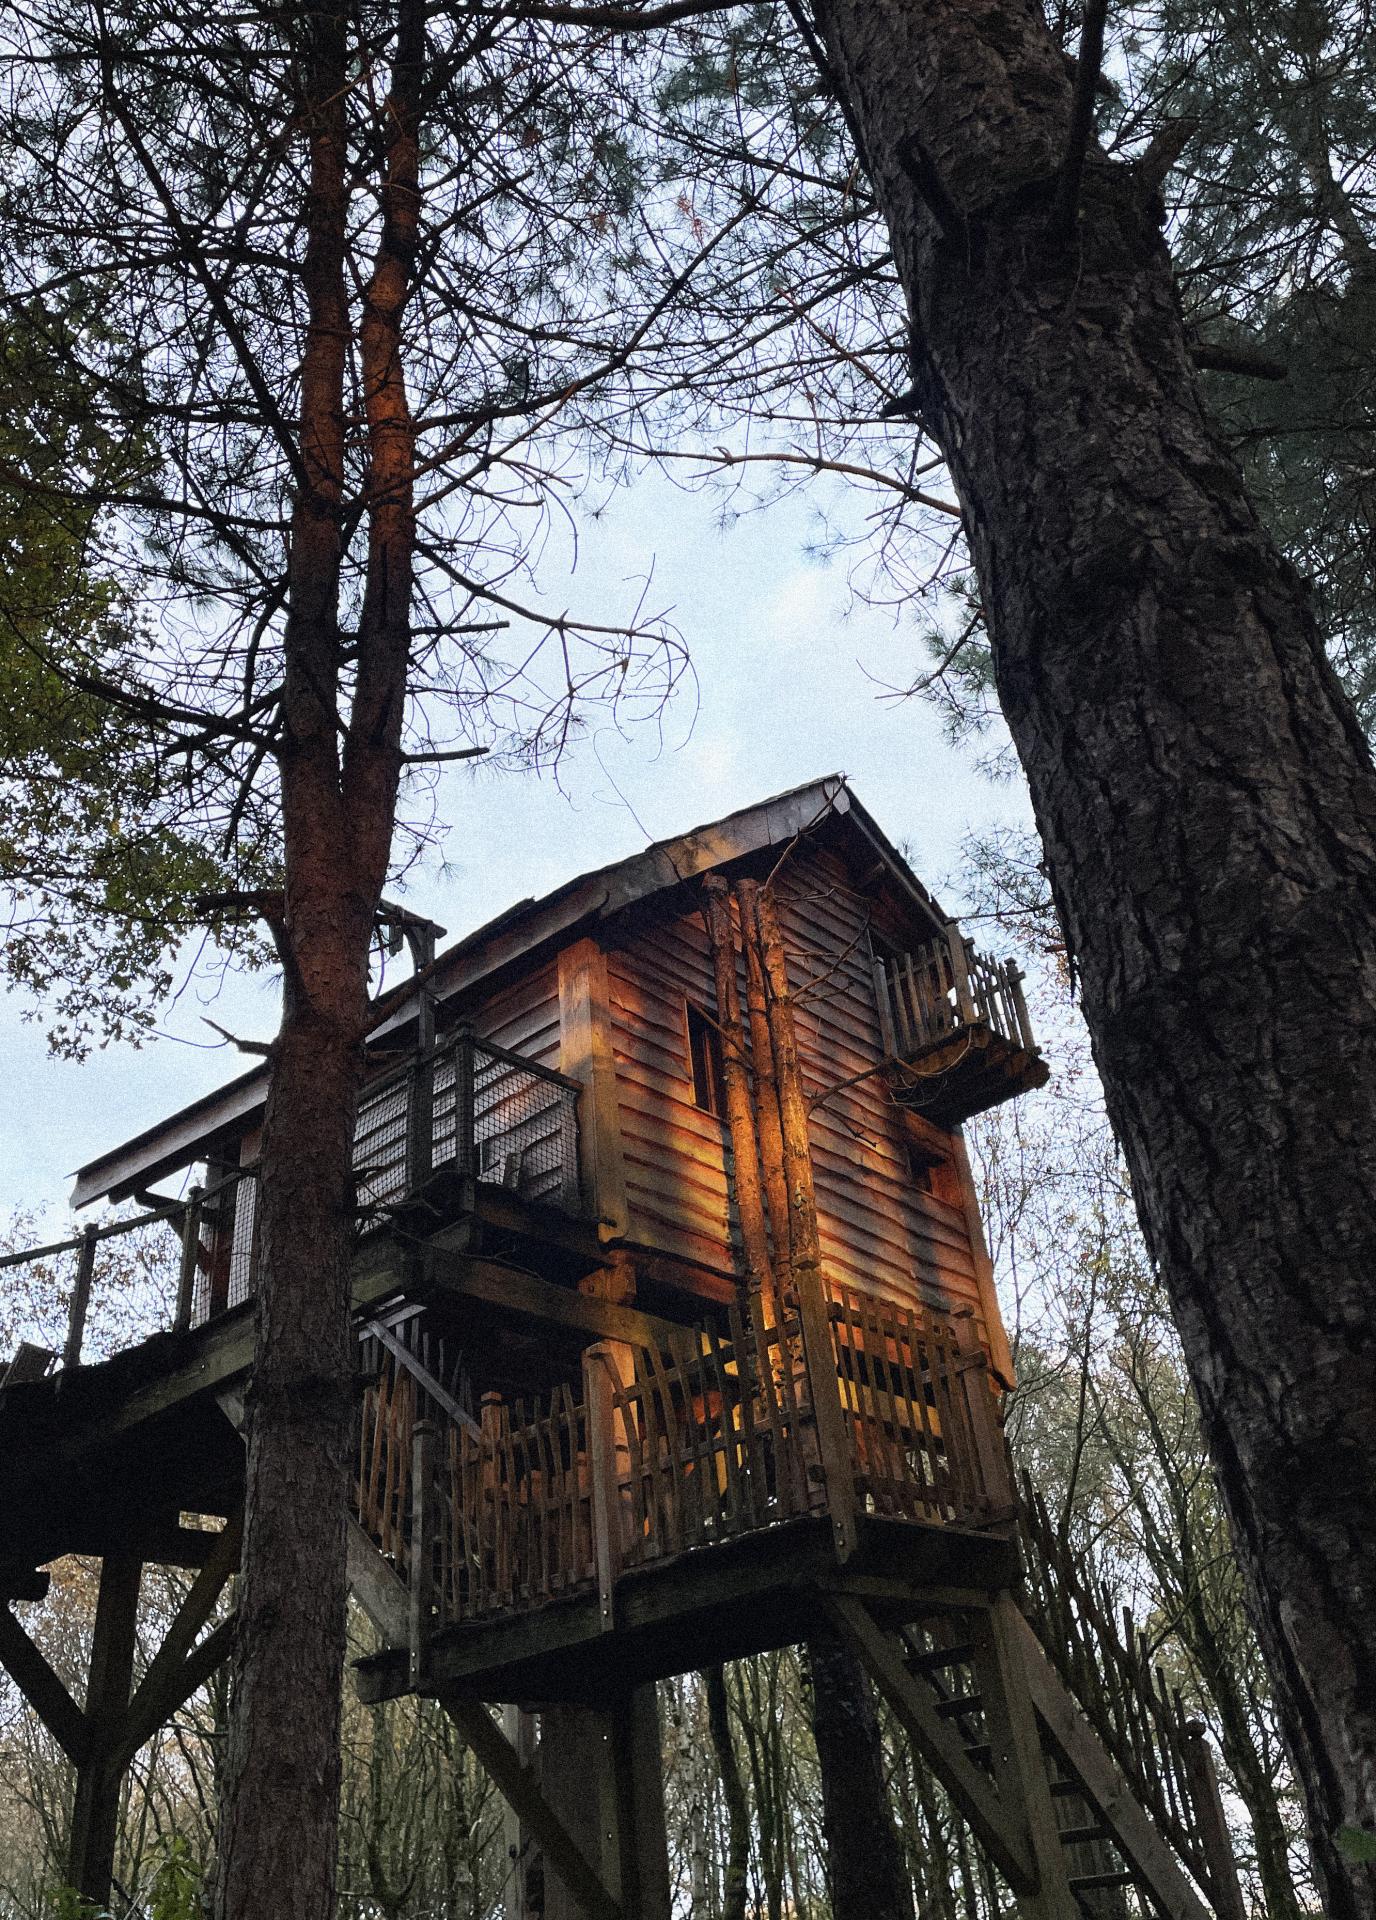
[[0, 1032, 584, 1367], [181, 1032, 582, 1327], [874, 926, 1036, 1063], [353, 1280, 1014, 1640]]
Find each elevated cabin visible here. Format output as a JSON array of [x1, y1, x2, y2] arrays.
[[12, 776, 1051, 1660], [0, 779, 1248, 1920]]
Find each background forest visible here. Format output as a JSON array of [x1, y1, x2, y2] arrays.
[[0, 0, 1370, 1910]]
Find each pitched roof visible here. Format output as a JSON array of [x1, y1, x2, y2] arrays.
[[72, 774, 947, 1206]]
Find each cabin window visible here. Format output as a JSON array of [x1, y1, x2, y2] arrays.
[[686, 1002, 725, 1118]]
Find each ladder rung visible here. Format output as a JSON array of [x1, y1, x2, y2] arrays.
[[963, 1742, 992, 1765], [1057, 1825, 1110, 1847], [1068, 1872, 1135, 1892], [907, 1641, 976, 1672], [936, 1693, 984, 1719], [1049, 1779, 1084, 1797]]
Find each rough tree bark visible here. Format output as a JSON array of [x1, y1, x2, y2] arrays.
[[802, 0, 1376, 1906], [211, 6, 422, 1916], [808, 1630, 915, 1920]]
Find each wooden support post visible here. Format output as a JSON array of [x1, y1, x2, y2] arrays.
[[752, 885, 857, 1560], [970, 1592, 1079, 1920], [68, 1554, 141, 1908], [703, 876, 775, 1297], [1182, 1723, 1247, 1920], [409, 1046, 436, 1192], [502, 1705, 539, 1920], [947, 923, 977, 1026], [445, 1698, 623, 1920], [951, 1310, 1015, 1513], [62, 1225, 98, 1371], [410, 1419, 436, 1689], [1007, 961, 1036, 1053], [558, 940, 630, 1241], [605, 1686, 672, 1920], [174, 1183, 203, 1333], [584, 1344, 622, 1632], [538, 1691, 669, 1920]]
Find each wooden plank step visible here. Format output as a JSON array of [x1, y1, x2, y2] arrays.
[[906, 1641, 976, 1672], [1068, 1872, 1135, 1892], [1057, 1825, 1111, 1847], [936, 1693, 984, 1718]]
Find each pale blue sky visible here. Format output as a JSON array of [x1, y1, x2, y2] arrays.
[[0, 471, 1033, 1226]]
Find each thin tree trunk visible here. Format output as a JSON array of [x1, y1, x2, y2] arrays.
[[809, 1629, 914, 1920], [706, 1666, 751, 1920], [805, 0, 1376, 1907]]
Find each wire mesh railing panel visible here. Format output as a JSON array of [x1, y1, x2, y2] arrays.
[[470, 1042, 580, 1210]]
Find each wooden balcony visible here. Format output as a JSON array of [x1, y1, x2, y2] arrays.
[[352, 1281, 1017, 1704], [873, 928, 1049, 1126], [178, 1030, 586, 1330]]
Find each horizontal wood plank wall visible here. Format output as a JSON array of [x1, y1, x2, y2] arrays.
[[470, 959, 562, 1068], [772, 847, 987, 1333], [606, 917, 737, 1277]]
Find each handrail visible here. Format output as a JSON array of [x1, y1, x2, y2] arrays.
[[875, 926, 1037, 1063]]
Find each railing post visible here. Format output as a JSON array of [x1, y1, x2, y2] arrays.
[[174, 1184, 203, 1334], [62, 1225, 98, 1371], [1006, 961, 1036, 1053], [872, 955, 897, 1057], [1182, 1722, 1248, 1920], [409, 1418, 436, 1690], [559, 1087, 580, 1212], [951, 1309, 1015, 1515], [583, 1343, 622, 1631], [946, 921, 977, 1026], [455, 1024, 476, 1181]]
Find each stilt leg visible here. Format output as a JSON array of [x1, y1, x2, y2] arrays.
[[68, 1554, 142, 1906]]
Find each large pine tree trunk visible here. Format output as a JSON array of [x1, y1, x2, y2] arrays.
[[213, 5, 420, 1912], [804, 1, 1376, 1908]]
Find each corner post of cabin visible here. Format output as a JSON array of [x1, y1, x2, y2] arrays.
[[501, 1705, 539, 1920], [557, 938, 630, 1242], [1181, 1722, 1248, 1920], [970, 1593, 1080, 1920], [750, 885, 858, 1560], [583, 1341, 624, 1632], [62, 1224, 98, 1371], [603, 1686, 672, 1920], [67, 1553, 142, 1908]]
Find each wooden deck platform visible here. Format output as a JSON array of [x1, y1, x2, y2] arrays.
[[355, 1510, 1019, 1705]]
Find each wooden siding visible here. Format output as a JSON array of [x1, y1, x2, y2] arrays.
[[603, 842, 992, 1341], [772, 847, 986, 1329], [607, 918, 736, 1276], [470, 958, 562, 1069]]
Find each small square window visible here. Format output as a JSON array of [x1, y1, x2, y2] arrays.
[[686, 1002, 725, 1118]]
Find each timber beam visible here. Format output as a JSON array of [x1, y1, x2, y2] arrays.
[[818, 1592, 1039, 1894], [441, 1697, 624, 1920], [1010, 1608, 1214, 1920]]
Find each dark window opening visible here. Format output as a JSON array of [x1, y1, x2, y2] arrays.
[[687, 1002, 725, 1118]]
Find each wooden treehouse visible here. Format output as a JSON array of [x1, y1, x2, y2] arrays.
[[0, 777, 1245, 1920]]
